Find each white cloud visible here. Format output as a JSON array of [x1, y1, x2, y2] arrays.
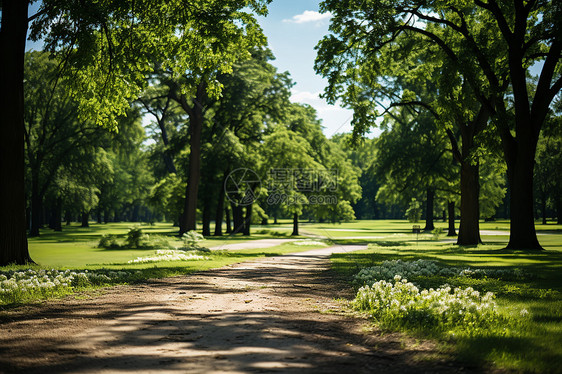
[[283, 10, 332, 24]]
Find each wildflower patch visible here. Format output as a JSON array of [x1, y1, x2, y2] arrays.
[[0, 269, 142, 304], [127, 250, 208, 264], [352, 276, 501, 335], [353, 259, 529, 287]]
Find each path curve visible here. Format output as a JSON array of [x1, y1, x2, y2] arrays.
[[0, 246, 471, 373]]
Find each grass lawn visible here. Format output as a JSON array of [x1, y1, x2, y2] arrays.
[[3, 219, 562, 372], [329, 220, 562, 373], [1, 222, 326, 306]]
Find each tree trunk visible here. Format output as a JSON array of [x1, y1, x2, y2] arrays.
[[202, 200, 211, 237], [447, 201, 456, 236], [231, 203, 244, 234], [243, 204, 253, 236], [423, 188, 435, 231], [179, 85, 206, 235], [225, 206, 232, 234], [214, 171, 228, 236], [0, 1, 33, 265], [81, 212, 89, 228], [52, 201, 62, 232], [505, 147, 542, 250], [292, 213, 299, 236], [457, 162, 481, 245]]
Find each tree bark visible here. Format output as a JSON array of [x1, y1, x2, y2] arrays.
[[447, 201, 456, 236], [214, 171, 228, 236], [457, 162, 481, 245], [291, 213, 299, 236], [81, 212, 89, 228], [231, 203, 244, 234], [51, 200, 62, 231], [0, 0, 33, 265], [202, 199, 211, 237], [423, 188, 435, 231], [243, 204, 253, 236], [178, 84, 206, 235], [225, 206, 232, 234], [505, 145, 542, 250]]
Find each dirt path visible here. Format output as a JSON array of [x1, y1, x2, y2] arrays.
[[0, 246, 471, 373], [209, 238, 299, 251]]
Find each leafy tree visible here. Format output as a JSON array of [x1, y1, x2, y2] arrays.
[[316, 0, 562, 250], [0, 0, 271, 264], [23, 51, 120, 235]]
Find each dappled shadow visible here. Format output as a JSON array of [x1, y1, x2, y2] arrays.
[[0, 251, 473, 374]]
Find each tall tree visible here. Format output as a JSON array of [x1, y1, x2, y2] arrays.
[[316, 0, 562, 250], [0, 0, 270, 264]]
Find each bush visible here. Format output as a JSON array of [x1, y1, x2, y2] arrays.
[[405, 198, 421, 223], [181, 231, 208, 251], [125, 225, 149, 248], [98, 234, 120, 249], [432, 227, 443, 240]]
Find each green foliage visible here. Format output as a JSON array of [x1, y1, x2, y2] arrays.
[[405, 198, 421, 223], [181, 231, 208, 252], [98, 234, 120, 249], [125, 226, 149, 249], [431, 227, 443, 241], [353, 277, 503, 336]]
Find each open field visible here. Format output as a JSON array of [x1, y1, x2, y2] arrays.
[[327, 221, 562, 373], [3, 219, 561, 372]]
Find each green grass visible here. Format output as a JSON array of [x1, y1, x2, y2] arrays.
[[0, 222, 321, 306], [330, 223, 562, 373]]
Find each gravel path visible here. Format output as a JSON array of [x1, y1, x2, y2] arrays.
[[0, 246, 472, 373]]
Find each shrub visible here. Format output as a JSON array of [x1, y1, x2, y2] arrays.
[[432, 227, 443, 240], [181, 230, 208, 251], [98, 234, 120, 249], [405, 198, 421, 223], [125, 225, 149, 248]]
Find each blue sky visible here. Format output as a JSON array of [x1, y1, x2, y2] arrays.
[[256, 0, 361, 138]]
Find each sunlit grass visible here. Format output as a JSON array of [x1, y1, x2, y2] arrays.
[[330, 226, 562, 373]]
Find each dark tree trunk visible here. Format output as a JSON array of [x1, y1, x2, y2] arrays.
[[292, 213, 299, 236], [178, 84, 206, 235], [202, 200, 211, 237], [457, 162, 481, 245], [442, 210, 446, 222], [261, 217, 268, 225], [52, 201, 62, 232], [214, 171, 228, 236], [505, 145, 542, 250], [0, 1, 33, 265], [81, 212, 89, 228], [423, 188, 435, 231], [97, 209, 103, 224], [447, 201, 456, 237], [225, 206, 232, 234], [243, 204, 252, 236], [65, 211, 72, 226], [231, 203, 244, 234]]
